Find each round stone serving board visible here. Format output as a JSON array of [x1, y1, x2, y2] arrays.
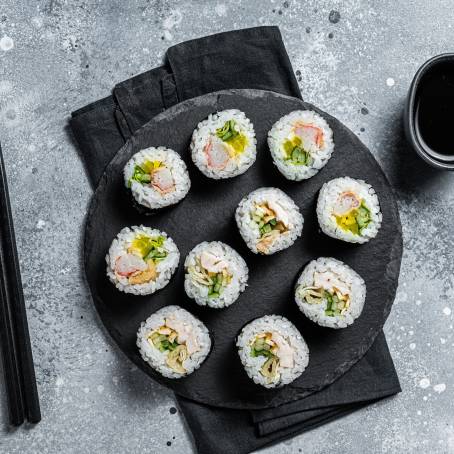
[[84, 89, 402, 410]]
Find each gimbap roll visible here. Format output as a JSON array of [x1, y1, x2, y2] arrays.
[[317, 177, 382, 243], [137, 305, 211, 378], [106, 226, 179, 295], [184, 241, 248, 309], [124, 147, 190, 210], [235, 187, 303, 255], [295, 257, 366, 329], [237, 315, 309, 388], [190, 109, 257, 179], [268, 110, 334, 180]]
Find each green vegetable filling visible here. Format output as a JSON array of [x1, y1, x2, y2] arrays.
[[258, 217, 277, 236], [283, 137, 314, 167], [187, 257, 232, 298], [216, 119, 239, 142], [250, 337, 274, 359], [251, 204, 285, 239], [356, 203, 371, 232], [299, 286, 350, 317], [129, 165, 152, 187], [335, 201, 371, 235], [208, 272, 225, 299], [130, 235, 167, 262], [250, 335, 280, 381], [324, 291, 343, 317], [290, 146, 313, 166], [215, 120, 248, 155], [149, 332, 179, 352]]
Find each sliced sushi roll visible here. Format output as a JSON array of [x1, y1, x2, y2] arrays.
[[106, 225, 179, 295], [137, 305, 211, 378], [235, 187, 304, 255], [268, 110, 334, 180], [124, 147, 190, 210], [317, 177, 382, 243], [190, 109, 257, 179], [184, 241, 248, 309], [237, 315, 309, 388], [295, 257, 366, 329]]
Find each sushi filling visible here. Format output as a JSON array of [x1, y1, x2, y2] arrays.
[[333, 191, 371, 235], [251, 202, 289, 253], [147, 317, 200, 374], [203, 120, 248, 170], [128, 160, 176, 195], [187, 250, 233, 299], [215, 119, 248, 155], [297, 270, 351, 317], [282, 122, 324, 167], [250, 332, 294, 384], [115, 234, 168, 285]]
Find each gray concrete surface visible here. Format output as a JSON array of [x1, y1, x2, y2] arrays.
[[0, 1, 453, 453]]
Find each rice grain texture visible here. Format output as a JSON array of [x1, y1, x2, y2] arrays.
[[237, 315, 309, 388], [137, 305, 211, 378]]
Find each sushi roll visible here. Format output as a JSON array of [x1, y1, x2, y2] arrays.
[[268, 110, 334, 180], [295, 257, 366, 329], [124, 147, 190, 210], [190, 109, 257, 179], [237, 315, 309, 388], [317, 177, 382, 243], [137, 305, 211, 378], [184, 241, 248, 309], [106, 225, 179, 295], [235, 187, 304, 255]]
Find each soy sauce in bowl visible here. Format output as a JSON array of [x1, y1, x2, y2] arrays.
[[414, 59, 454, 162], [404, 53, 454, 168]]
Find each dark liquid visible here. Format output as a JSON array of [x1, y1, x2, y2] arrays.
[[415, 61, 454, 160]]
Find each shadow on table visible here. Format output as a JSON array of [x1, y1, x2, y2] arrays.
[[387, 116, 448, 196]]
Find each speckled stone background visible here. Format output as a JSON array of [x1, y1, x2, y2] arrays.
[[0, 1, 453, 453]]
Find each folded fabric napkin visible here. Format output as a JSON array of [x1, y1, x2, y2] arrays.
[[70, 27, 401, 454]]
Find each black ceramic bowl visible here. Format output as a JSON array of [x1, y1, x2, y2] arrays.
[[404, 53, 454, 169]]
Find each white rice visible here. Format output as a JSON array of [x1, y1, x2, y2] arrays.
[[124, 147, 191, 210], [184, 241, 249, 309], [268, 110, 334, 180], [106, 225, 180, 295], [295, 257, 366, 329], [317, 177, 382, 243], [236, 315, 309, 388], [235, 187, 304, 255], [137, 305, 211, 378], [190, 109, 257, 179]]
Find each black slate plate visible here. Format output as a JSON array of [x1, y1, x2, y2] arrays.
[[85, 89, 402, 410]]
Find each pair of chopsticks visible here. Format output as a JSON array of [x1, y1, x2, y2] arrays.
[[0, 143, 41, 425]]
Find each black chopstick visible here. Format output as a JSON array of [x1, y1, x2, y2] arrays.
[[0, 268, 25, 426], [0, 143, 41, 425]]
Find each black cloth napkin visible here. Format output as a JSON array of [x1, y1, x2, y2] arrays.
[[71, 26, 300, 188], [70, 27, 401, 454], [179, 331, 399, 454]]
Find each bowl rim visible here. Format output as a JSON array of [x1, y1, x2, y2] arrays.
[[406, 52, 454, 169]]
